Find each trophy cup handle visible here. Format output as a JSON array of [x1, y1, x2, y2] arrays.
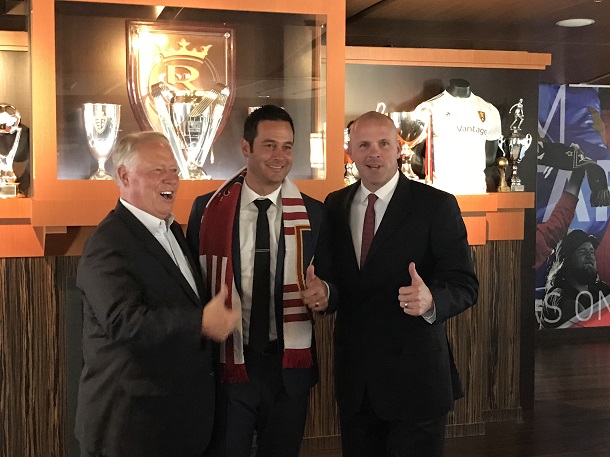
[[522, 134, 533, 159]]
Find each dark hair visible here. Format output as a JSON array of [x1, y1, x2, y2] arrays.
[[546, 229, 601, 290], [243, 105, 295, 148]]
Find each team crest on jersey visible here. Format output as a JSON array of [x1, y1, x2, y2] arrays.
[[478, 111, 486, 122]]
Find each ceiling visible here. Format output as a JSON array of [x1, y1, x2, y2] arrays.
[[2, 1, 609, 84], [345, 0, 610, 85]]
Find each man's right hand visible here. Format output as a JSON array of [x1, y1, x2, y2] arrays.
[[201, 284, 240, 342]]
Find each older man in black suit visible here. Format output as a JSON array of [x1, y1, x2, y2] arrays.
[[315, 111, 479, 457], [75, 131, 238, 457]]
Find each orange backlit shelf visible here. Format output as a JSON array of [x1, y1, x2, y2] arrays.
[[0, 189, 534, 257], [456, 192, 534, 245]]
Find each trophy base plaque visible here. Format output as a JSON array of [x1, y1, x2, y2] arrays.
[[511, 184, 525, 192], [0, 182, 18, 198]]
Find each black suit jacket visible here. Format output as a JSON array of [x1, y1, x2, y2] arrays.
[[75, 201, 214, 457], [186, 190, 324, 397], [316, 174, 478, 421]]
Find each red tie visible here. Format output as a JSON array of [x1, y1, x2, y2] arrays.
[[360, 193, 378, 266]]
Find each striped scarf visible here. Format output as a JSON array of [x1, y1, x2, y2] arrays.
[[199, 168, 313, 383]]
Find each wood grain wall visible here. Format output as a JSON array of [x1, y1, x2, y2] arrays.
[[0, 241, 522, 455], [1, 257, 78, 457]]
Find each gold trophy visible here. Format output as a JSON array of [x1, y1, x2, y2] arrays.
[[496, 157, 510, 192], [0, 103, 22, 197]]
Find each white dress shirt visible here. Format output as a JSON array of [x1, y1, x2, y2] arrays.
[[120, 199, 199, 297], [350, 170, 400, 265], [348, 173, 436, 322], [238, 182, 282, 344]]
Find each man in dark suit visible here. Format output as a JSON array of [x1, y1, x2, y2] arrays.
[[75, 131, 238, 457], [186, 105, 330, 457], [315, 111, 479, 457]]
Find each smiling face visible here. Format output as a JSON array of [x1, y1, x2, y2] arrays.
[[117, 139, 179, 220], [242, 119, 294, 195], [348, 111, 400, 192]]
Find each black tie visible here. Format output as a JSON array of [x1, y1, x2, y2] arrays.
[[249, 198, 272, 353]]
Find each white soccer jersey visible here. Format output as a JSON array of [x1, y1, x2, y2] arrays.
[[416, 91, 501, 194]]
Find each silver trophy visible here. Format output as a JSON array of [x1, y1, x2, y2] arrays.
[[150, 81, 230, 180], [389, 109, 429, 179], [0, 103, 22, 198], [83, 103, 121, 180], [506, 99, 531, 192]]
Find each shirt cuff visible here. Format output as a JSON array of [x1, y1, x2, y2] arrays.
[[422, 302, 436, 324]]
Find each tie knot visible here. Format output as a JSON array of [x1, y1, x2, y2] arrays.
[[254, 198, 272, 213], [367, 193, 378, 205]]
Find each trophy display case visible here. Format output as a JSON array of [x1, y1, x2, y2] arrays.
[[2, 0, 346, 257]]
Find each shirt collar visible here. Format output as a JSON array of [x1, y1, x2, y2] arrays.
[[357, 170, 400, 204], [120, 198, 175, 233], [240, 180, 282, 209]]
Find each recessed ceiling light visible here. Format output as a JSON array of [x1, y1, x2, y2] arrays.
[[556, 18, 595, 27]]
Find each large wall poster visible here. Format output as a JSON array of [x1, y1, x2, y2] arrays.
[[536, 84, 610, 329]]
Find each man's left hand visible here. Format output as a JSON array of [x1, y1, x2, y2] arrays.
[[301, 265, 328, 312], [398, 262, 434, 316]]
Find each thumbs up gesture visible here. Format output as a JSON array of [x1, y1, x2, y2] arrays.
[[301, 265, 329, 312], [202, 284, 241, 342], [398, 262, 434, 316]]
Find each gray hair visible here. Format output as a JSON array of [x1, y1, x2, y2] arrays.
[[113, 131, 171, 183]]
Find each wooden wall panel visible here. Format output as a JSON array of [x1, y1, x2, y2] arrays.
[[1, 241, 523, 454], [302, 314, 341, 451], [482, 241, 522, 421], [1, 257, 78, 457]]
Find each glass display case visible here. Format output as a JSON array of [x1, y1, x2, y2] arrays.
[[23, 0, 345, 234], [55, 2, 327, 181]]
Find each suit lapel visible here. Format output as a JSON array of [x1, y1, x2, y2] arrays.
[[363, 174, 413, 266], [171, 221, 205, 302], [115, 202, 201, 307], [341, 183, 361, 269]]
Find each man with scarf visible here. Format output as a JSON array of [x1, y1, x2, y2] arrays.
[[186, 105, 330, 457]]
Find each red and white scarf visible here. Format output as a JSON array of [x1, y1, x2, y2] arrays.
[[199, 168, 313, 383]]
